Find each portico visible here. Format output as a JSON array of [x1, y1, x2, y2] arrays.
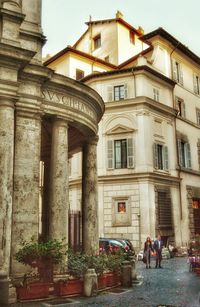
[[0, 0, 104, 284]]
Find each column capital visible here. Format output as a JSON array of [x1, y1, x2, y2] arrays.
[[52, 116, 68, 128], [86, 135, 99, 146]]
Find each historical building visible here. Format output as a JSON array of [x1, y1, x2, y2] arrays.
[[0, 0, 104, 291], [45, 11, 200, 250]]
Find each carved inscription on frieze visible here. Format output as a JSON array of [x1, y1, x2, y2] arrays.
[[41, 89, 96, 121]]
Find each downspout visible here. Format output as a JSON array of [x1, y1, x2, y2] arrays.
[[170, 43, 183, 246], [89, 15, 93, 55]]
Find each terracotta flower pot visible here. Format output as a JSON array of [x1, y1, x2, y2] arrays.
[[54, 279, 83, 296], [97, 274, 107, 289], [16, 283, 50, 300], [105, 271, 121, 287]]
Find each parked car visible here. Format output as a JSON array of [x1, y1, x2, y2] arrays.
[[99, 238, 135, 256]]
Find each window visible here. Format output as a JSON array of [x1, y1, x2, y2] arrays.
[[104, 56, 110, 63], [129, 31, 135, 44], [157, 189, 173, 230], [93, 34, 101, 49], [175, 97, 186, 118], [107, 84, 128, 101], [194, 74, 200, 95], [172, 59, 183, 85], [153, 143, 169, 170], [153, 88, 159, 101], [107, 138, 135, 169], [177, 139, 191, 169], [76, 69, 84, 81], [196, 109, 200, 125], [192, 198, 200, 234]]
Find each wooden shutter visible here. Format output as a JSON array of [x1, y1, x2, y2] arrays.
[[107, 140, 114, 169], [124, 83, 128, 99], [107, 86, 113, 102], [194, 74, 198, 94], [185, 142, 192, 169], [172, 59, 177, 81], [179, 64, 183, 85], [177, 139, 183, 167], [127, 138, 135, 168], [182, 102, 186, 118], [153, 143, 158, 169], [163, 146, 169, 170]]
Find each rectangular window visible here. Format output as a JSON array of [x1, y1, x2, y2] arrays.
[[104, 56, 110, 63], [153, 143, 168, 170], [196, 109, 200, 125], [157, 190, 173, 229], [114, 85, 125, 101], [107, 84, 128, 102], [107, 138, 135, 169], [129, 31, 135, 44], [177, 139, 192, 169], [153, 88, 159, 101], [115, 139, 127, 168], [172, 59, 183, 85], [175, 97, 186, 118], [194, 74, 200, 95], [94, 34, 101, 49], [76, 69, 84, 81]]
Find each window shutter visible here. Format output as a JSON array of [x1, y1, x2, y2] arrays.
[[163, 146, 169, 170], [153, 143, 158, 169], [172, 59, 177, 81], [127, 138, 135, 168], [124, 83, 128, 99], [182, 102, 186, 118], [107, 140, 114, 169], [194, 74, 198, 94], [185, 142, 192, 169], [179, 64, 183, 85], [107, 86, 113, 102], [177, 139, 183, 167]]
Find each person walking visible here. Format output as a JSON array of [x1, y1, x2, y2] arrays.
[[144, 236, 154, 269], [153, 234, 164, 268]]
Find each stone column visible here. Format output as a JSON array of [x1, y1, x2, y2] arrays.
[[11, 111, 41, 275], [0, 98, 14, 274], [49, 118, 69, 244], [82, 136, 99, 255]]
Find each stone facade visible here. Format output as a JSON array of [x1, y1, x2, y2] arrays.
[[45, 13, 200, 250], [0, 0, 104, 285]]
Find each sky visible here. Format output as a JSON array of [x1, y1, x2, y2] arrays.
[[42, 0, 200, 58]]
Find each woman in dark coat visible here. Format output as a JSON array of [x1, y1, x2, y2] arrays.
[[144, 236, 154, 268]]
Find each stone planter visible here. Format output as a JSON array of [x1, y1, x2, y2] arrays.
[[54, 279, 83, 296], [16, 283, 50, 300]]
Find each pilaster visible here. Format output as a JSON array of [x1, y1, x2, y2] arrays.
[[0, 98, 15, 274]]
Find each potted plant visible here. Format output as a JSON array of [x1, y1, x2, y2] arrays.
[[104, 252, 125, 287], [15, 239, 67, 300], [54, 250, 87, 296]]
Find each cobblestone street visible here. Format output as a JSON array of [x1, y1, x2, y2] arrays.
[[13, 257, 200, 307]]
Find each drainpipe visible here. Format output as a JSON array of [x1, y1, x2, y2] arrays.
[[131, 68, 137, 98], [170, 43, 183, 246]]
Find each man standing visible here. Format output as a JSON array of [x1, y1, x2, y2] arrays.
[[153, 234, 164, 268]]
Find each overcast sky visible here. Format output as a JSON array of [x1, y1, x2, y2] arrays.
[[42, 0, 200, 58]]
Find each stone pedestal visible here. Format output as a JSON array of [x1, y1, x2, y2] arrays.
[[82, 136, 99, 255], [121, 261, 132, 287], [49, 118, 69, 244], [83, 268, 97, 297]]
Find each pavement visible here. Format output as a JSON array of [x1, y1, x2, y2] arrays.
[[11, 257, 200, 307]]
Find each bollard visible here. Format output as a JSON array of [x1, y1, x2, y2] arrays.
[[0, 271, 9, 306], [121, 261, 132, 287], [129, 256, 137, 280], [83, 268, 97, 297]]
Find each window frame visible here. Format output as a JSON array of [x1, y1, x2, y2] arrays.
[[177, 139, 192, 169], [194, 74, 200, 95], [172, 59, 183, 85], [75, 68, 84, 81], [93, 34, 101, 50], [153, 143, 169, 171]]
